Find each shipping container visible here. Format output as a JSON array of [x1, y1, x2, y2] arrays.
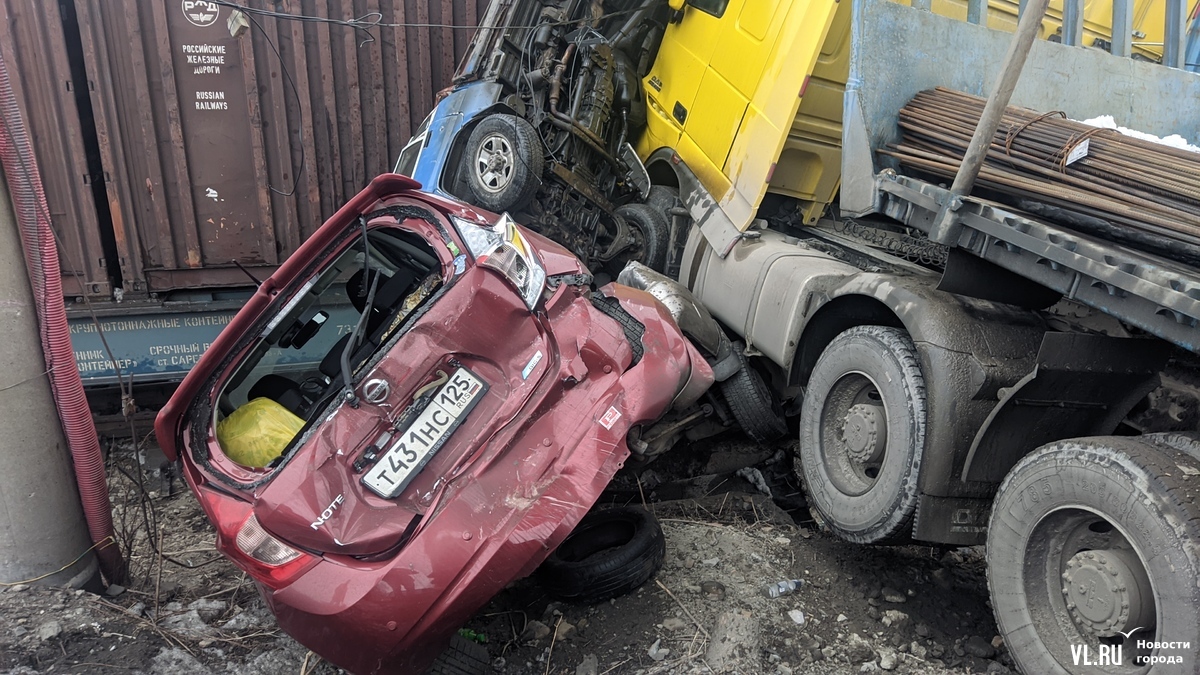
[[1, 0, 486, 387], [0, 0, 113, 298], [4, 0, 487, 297]]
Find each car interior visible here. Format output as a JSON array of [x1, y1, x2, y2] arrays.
[[213, 227, 443, 467]]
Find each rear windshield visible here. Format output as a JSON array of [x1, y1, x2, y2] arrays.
[[213, 228, 441, 469]]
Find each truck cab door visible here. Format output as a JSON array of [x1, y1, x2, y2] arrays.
[[641, 0, 730, 156], [642, 0, 840, 245], [718, 0, 840, 233]]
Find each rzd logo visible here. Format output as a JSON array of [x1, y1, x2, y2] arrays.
[[182, 1, 220, 28]]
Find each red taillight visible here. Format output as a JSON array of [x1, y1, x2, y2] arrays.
[[237, 513, 303, 565], [206, 492, 319, 590]]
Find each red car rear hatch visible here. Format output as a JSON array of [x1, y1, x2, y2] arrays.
[[251, 263, 555, 556]]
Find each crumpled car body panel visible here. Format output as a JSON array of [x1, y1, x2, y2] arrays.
[[156, 174, 712, 674]]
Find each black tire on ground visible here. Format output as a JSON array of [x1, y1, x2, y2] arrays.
[[987, 436, 1200, 675], [463, 114, 543, 213], [425, 633, 490, 675], [720, 345, 788, 444], [796, 325, 926, 544], [537, 506, 666, 605], [613, 202, 670, 273]]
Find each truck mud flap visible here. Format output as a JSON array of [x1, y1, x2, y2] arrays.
[[961, 332, 1169, 484], [936, 249, 1060, 310]]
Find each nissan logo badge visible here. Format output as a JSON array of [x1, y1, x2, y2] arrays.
[[363, 378, 390, 404]]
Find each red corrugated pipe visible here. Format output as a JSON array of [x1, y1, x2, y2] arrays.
[[0, 48, 125, 583]]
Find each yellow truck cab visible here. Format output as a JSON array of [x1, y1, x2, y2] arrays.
[[632, 1, 1200, 673], [635, 0, 842, 240]]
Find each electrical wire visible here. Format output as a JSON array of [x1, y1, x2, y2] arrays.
[[0, 536, 115, 586], [212, 1, 641, 36], [242, 11, 305, 197]]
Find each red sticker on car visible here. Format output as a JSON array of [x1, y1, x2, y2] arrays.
[[599, 406, 621, 430]]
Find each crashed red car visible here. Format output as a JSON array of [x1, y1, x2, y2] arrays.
[[154, 174, 721, 673]]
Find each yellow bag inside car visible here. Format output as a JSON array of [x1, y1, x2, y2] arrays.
[[216, 398, 305, 468]]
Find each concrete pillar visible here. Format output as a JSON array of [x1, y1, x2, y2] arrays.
[[0, 170, 98, 589]]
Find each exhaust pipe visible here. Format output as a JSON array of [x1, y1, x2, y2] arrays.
[[617, 262, 739, 381]]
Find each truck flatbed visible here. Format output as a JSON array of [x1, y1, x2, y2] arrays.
[[877, 173, 1200, 353], [839, 0, 1200, 354]]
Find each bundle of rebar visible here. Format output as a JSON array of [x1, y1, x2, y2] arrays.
[[885, 87, 1200, 263]]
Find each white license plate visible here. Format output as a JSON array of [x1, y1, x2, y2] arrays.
[[361, 367, 487, 498]]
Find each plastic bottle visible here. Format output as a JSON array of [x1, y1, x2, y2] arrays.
[[764, 578, 804, 599]]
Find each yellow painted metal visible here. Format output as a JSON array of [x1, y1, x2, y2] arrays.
[[637, 0, 1197, 235], [639, 0, 841, 231], [923, 0, 1183, 61], [766, 0, 852, 225]]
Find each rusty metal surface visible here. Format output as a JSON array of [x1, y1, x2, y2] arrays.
[[0, 0, 112, 297], [3, 0, 487, 296]]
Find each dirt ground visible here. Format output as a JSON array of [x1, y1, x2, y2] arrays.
[[0, 435, 1017, 675]]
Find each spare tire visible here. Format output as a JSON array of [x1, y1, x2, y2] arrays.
[[612, 202, 670, 273], [537, 506, 666, 605], [463, 114, 543, 213]]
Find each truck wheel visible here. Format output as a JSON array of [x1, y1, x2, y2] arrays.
[[797, 326, 926, 544], [464, 114, 543, 213], [537, 506, 665, 605], [720, 344, 788, 443], [614, 203, 670, 272], [987, 437, 1200, 675]]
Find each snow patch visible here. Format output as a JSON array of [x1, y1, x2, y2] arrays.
[[1080, 115, 1200, 153]]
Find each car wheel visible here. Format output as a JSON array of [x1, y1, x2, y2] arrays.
[[720, 344, 788, 443], [426, 633, 490, 675], [611, 203, 670, 273], [797, 325, 926, 544], [987, 436, 1200, 675], [464, 114, 543, 213], [537, 506, 666, 605]]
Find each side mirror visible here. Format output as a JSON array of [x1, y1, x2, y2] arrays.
[[668, 0, 685, 23]]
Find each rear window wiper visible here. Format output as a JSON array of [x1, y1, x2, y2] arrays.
[[340, 216, 378, 408]]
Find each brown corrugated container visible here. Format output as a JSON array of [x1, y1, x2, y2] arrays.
[[4, 0, 486, 296], [0, 0, 112, 298]]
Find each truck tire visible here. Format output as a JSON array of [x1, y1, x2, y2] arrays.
[[720, 345, 788, 443], [797, 326, 926, 544], [537, 506, 665, 605], [645, 185, 678, 219], [614, 203, 670, 272], [987, 437, 1200, 675], [425, 633, 490, 675], [464, 114, 543, 213]]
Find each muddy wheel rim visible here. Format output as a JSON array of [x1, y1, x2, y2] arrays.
[[1024, 506, 1157, 671], [818, 371, 889, 497], [474, 133, 515, 193]]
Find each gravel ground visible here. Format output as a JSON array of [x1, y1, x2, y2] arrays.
[[0, 437, 1017, 675]]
